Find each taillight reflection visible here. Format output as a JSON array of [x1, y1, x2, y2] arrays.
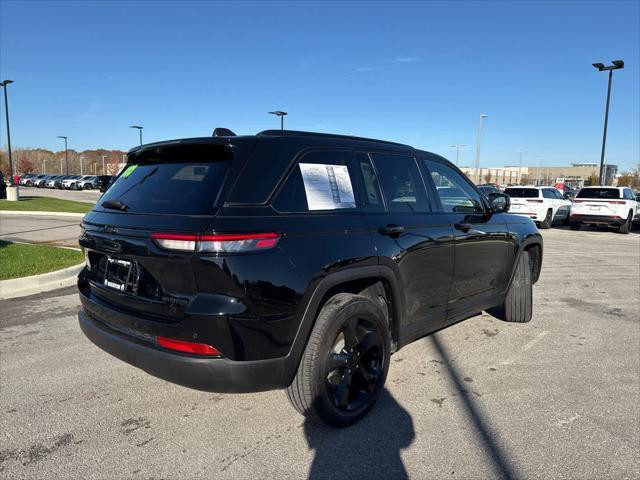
[[150, 232, 281, 253]]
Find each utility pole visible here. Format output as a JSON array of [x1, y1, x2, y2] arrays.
[[101, 155, 107, 174], [0, 80, 15, 186], [42, 159, 47, 174], [79, 156, 85, 176], [474, 114, 488, 184], [516, 150, 525, 185], [592, 60, 624, 185], [57, 136, 68, 175], [450, 144, 467, 166]]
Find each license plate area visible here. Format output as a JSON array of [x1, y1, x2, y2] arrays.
[[590, 205, 601, 211], [103, 257, 139, 293]]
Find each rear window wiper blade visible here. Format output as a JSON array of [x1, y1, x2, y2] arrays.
[[101, 199, 129, 211]]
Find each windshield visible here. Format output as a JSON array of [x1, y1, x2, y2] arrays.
[[504, 188, 539, 198], [98, 144, 231, 215], [576, 188, 620, 199]]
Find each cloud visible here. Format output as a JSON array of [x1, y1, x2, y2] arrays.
[[356, 65, 385, 72], [394, 57, 418, 63]]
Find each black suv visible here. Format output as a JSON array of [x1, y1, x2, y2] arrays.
[[78, 130, 542, 427]]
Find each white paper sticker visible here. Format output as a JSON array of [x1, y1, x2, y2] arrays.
[[299, 163, 356, 210]]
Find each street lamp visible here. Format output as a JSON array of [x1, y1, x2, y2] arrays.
[[268, 111, 287, 130], [0, 80, 15, 186], [57, 136, 68, 175], [79, 156, 85, 176], [592, 59, 624, 185], [450, 144, 467, 166], [537, 157, 543, 185], [101, 155, 107, 174], [42, 158, 47, 174], [474, 114, 488, 184], [130, 125, 143, 146], [516, 150, 525, 184]]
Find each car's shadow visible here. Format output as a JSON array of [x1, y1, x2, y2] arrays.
[[303, 389, 414, 479]]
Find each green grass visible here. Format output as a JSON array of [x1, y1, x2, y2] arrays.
[[0, 240, 84, 280], [0, 196, 93, 214]]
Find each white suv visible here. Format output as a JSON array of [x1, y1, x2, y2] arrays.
[[570, 186, 639, 234], [504, 186, 572, 229]]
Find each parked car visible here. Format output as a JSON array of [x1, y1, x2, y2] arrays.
[[19, 174, 38, 186], [62, 175, 83, 190], [34, 175, 53, 187], [477, 184, 501, 197], [0, 172, 6, 199], [78, 129, 543, 427], [77, 175, 99, 190], [45, 175, 65, 188], [96, 175, 115, 193], [570, 186, 639, 234], [504, 186, 571, 228]]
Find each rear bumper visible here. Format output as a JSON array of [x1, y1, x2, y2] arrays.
[[570, 214, 625, 226], [79, 309, 293, 393]]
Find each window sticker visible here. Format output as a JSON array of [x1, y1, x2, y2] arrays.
[[299, 163, 356, 210], [121, 164, 138, 178]]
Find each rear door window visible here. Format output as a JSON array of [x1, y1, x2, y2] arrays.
[[272, 150, 357, 213], [98, 144, 231, 215], [370, 154, 428, 213]]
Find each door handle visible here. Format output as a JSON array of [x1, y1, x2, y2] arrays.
[[454, 222, 472, 232], [378, 225, 405, 236]]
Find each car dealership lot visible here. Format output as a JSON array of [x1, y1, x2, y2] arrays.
[[1, 227, 638, 479]]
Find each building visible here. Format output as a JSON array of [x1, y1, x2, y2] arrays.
[[459, 163, 618, 187]]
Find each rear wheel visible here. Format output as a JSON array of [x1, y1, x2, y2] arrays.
[[286, 293, 390, 428], [487, 250, 532, 323], [619, 211, 633, 234], [539, 209, 552, 229]]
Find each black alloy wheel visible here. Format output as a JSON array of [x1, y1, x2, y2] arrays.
[[324, 316, 384, 412]]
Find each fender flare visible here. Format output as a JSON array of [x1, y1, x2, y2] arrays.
[[280, 265, 404, 387]]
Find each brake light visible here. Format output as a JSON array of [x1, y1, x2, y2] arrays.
[[526, 199, 544, 203], [157, 336, 221, 356], [607, 200, 626, 205], [151, 232, 281, 253]]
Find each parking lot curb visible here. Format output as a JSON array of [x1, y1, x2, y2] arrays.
[[0, 263, 84, 300], [0, 210, 86, 218]]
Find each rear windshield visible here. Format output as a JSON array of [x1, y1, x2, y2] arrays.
[[504, 188, 539, 198], [99, 144, 231, 215], [576, 188, 620, 199]]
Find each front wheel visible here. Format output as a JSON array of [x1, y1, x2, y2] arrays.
[[286, 293, 390, 428], [487, 250, 533, 323]]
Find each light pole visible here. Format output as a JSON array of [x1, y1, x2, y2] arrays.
[[57, 136, 68, 175], [592, 60, 624, 185], [130, 125, 143, 146], [79, 156, 85, 176], [474, 114, 488, 184], [450, 144, 467, 166], [1, 80, 15, 186], [537, 157, 543, 185], [42, 159, 47, 174], [516, 150, 525, 184], [268, 111, 287, 130], [94, 163, 97, 175], [101, 155, 107, 174]]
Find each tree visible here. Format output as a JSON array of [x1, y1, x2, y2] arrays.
[[617, 170, 640, 189], [15, 150, 36, 174], [483, 171, 492, 184], [586, 172, 599, 186]]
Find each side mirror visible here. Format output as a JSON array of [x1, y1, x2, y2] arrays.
[[488, 193, 510, 213]]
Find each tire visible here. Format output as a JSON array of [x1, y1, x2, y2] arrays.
[[84, 184, 92, 190], [618, 211, 632, 234], [286, 293, 391, 428], [563, 210, 571, 225], [539, 209, 552, 229], [570, 221, 581, 231], [487, 250, 532, 323]]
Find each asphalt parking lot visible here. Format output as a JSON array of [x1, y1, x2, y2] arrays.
[[1, 227, 638, 479], [14, 186, 99, 203]]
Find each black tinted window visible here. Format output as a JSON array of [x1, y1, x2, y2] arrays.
[[504, 188, 540, 198], [99, 145, 230, 215], [542, 189, 555, 199], [577, 188, 621, 199], [370, 154, 428, 213], [272, 150, 357, 213], [424, 160, 484, 214]]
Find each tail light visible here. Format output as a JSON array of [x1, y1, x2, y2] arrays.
[[526, 199, 543, 203], [157, 336, 221, 356], [607, 200, 626, 205], [151, 232, 281, 253]]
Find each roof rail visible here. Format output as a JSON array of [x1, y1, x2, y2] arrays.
[[256, 129, 411, 148]]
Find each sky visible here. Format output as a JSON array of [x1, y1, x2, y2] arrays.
[[0, 0, 638, 171]]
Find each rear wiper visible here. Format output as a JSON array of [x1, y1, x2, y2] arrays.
[[101, 200, 129, 211]]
